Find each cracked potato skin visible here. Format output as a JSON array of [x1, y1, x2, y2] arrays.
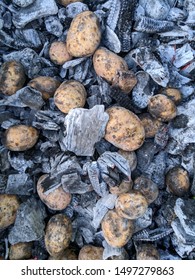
[[0, 194, 20, 230], [78, 245, 103, 260]]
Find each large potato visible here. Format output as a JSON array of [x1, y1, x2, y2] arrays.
[[0, 60, 26, 96], [37, 174, 71, 210], [66, 11, 101, 57], [45, 214, 72, 257], [104, 106, 145, 151], [101, 210, 134, 248], [5, 125, 39, 151], [78, 245, 103, 260], [28, 76, 61, 100], [9, 242, 32, 260], [49, 41, 73, 65], [54, 80, 86, 113], [57, 0, 83, 7], [0, 194, 20, 229]]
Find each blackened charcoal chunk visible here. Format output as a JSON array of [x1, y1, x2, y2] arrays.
[[45, 16, 63, 37], [8, 198, 46, 245], [15, 29, 42, 48], [172, 114, 189, 129], [137, 141, 157, 172], [8, 153, 34, 173], [134, 208, 153, 233], [6, 174, 33, 195], [0, 175, 7, 194], [13, 0, 35, 7], [66, 2, 89, 18], [0, 18, 4, 30], [0, 147, 10, 172]]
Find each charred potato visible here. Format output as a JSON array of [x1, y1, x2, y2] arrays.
[[136, 243, 160, 260], [118, 150, 137, 171], [112, 70, 137, 93], [54, 80, 87, 113], [49, 41, 72, 65], [139, 113, 163, 138], [57, 0, 83, 7], [9, 242, 32, 260], [109, 180, 133, 195], [104, 106, 145, 151], [4, 125, 39, 151], [0, 60, 26, 96], [159, 87, 182, 105], [78, 245, 103, 260], [0, 194, 20, 229], [66, 11, 101, 57]]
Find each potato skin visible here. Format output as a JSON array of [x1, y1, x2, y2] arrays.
[[54, 80, 86, 113], [0, 194, 20, 229], [159, 87, 182, 105], [136, 244, 160, 260], [104, 106, 145, 151], [28, 76, 61, 100], [101, 210, 134, 248], [112, 70, 137, 93], [9, 242, 32, 260], [109, 180, 133, 195], [66, 11, 101, 57], [37, 175, 71, 210], [5, 125, 39, 151], [57, 0, 83, 7], [78, 245, 103, 260], [49, 41, 73, 65], [45, 214, 72, 257], [0, 60, 26, 96], [139, 113, 163, 138]]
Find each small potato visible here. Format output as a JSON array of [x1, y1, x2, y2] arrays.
[[37, 175, 71, 210], [0, 194, 20, 229], [48, 248, 78, 260], [109, 180, 133, 195], [104, 106, 145, 151], [0, 60, 26, 96], [136, 244, 160, 260], [54, 80, 86, 113], [78, 245, 103, 260], [45, 214, 72, 257], [112, 70, 137, 93], [57, 0, 83, 7], [101, 210, 134, 248], [165, 166, 190, 197], [9, 242, 32, 260], [159, 87, 182, 105], [49, 41, 73, 65], [66, 11, 101, 57], [148, 94, 177, 122], [139, 113, 163, 138], [118, 150, 137, 171], [28, 76, 61, 100], [115, 191, 148, 220], [5, 125, 39, 151]]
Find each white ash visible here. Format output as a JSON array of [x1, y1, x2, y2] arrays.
[[134, 208, 153, 233], [102, 25, 121, 53], [65, 2, 89, 18], [145, 0, 170, 20]]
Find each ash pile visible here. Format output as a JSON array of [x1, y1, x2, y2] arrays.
[[0, 0, 195, 260]]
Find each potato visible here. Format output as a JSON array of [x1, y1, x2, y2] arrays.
[[9, 242, 32, 260], [54, 80, 86, 113], [28, 76, 61, 100], [101, 209, 134, 248], [148, 94, 177, 122], [118, 150, 137, 171], [104, 106, 145, 151], [49, 41, 73, 65], [57, 0, 83, 7], [136, 244, 160, 260], [165, 167, 190, 197], [45, 214, 72, 256], [115, 191, 148, 220], [112, 69, 137, 93], [48, 248, 78, 260], [66, 11, 101, 57], [139, 113, 163, 138], [109, 180, 133, 195], [0, 60, 26, 96], [5, 125, 39, 151], [78, 245, 103, 260], [159, 87, 182, 105], [37, 174, 71, 210], [0, 194, 20, 229]]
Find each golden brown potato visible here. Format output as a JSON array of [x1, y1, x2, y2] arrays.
[[112, 70, 137, 93], [4, 125, 39, 151], [118, 150, 137, 171], [115, 191, 148, 220], [48, 248, 78, 260], [165, 167, 190, 197], [139, 113, 163, 138], [28, 76, 61, 100], [9, 242, 32, 260], [159, 87, 182, 105], [49, 41, 73, 65], [0, 61, 26, 96], [57, 0, 83, 7], [37, 175, 72, 210], [45, 214, 72, 257], [101, 210, 134, 248], [54, 80, 86, 113], [78, 245, 103, 260], [104, 106, 145, 151], [133, 176, 159, 204], [0, 194, 20, 229], [66, 11, 101, 57], [109, 180, 133, 195], [148, 94, 177, 122], [136, 244, 160, 260]]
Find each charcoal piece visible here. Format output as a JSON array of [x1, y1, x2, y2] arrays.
[[6, 173, 33, 195], [8, 198, 46, 245], [167, 7, 187, 21], [12, 0, 58, 28], [72, 216, 95, 247], [134, 208, 153, 233], [32, 239, 48, 260], [0, 111, 14, 124], [154, 124, 169, 149], [65, 2, 89, 18], [0, 175, 7, 193], [8, 152, 34, 173], [159, 249, 181, 260], [0, 18, 3, 30], [62, 57, 87, 70], [15, 29, 42, 48], [173, 43, 194, 69], [0, 147, 10, 172], [75, 205, 93, 220], [1, 119, 20, 129], [106, 0, 121, 31], [80, 191, 98, 208], [145, 0, 170, 20], [0, 30, 20, 49], [102, 25, 121, 53], [64, 105, 109, 156], [58, 8, 67, 22], [171, 218, 195, 245], [134, 16, 175, 33], [45, 16, 63, 37], [102, 240, 123, 260], [13, 0, 35, 7], [61, 172, 92, 194], [95, 139, 118, 156], [137, 141, 158, 172], [97, 77, 112, 105], [133, 227, 173, 242]]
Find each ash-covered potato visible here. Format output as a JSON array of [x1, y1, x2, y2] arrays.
[[101, 210, 134, 248], [0, 60, 26, 96], [57, 0, 83, 7], [45, 214, 72, 257], [118, 150, 137, 171], [28, 76, 61, 100], [37, 175, 71, 210], [54, 80, 87, 113], [4, 125, 39, 151], [109, 180, 133, 195], [0, 194, 20, 230], [9, 242, 32, 260], [115, 191, 148, 220], [165, 166, 190, 197], [66, 11, 101, 57], [49, 41, 73, 65], [78, 245, 103, 260], [104, 106, 145, 151], [133, 176, 159, 204], [159, 87, 182, 105], [139, 113, 163, 138], [148, 94, 177, 122], [136, 243, 160, 260], [48, 248, 78, 260]]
